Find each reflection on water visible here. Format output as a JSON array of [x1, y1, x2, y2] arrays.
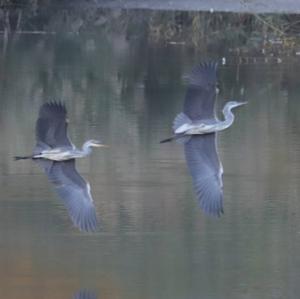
[[73, 289, 97, 299], [0, 10, 300, 299]]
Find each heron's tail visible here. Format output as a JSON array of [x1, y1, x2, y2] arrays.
[[14, 155, 33, 160]]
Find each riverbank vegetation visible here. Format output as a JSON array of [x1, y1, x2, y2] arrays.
[[0, 1, 300, 56]]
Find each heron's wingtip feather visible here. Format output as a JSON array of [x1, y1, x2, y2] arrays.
[[56, 186, 98, 232], [184, 60, 218, 87], [68, 200, 98, 233], [193, 177, 224, 218]]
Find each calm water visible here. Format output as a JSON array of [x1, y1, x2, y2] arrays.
[[0, 15, 300, 299]]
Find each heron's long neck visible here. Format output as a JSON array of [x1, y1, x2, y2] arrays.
[[81, 142, 93, 156], [221, 106, 235, 129]]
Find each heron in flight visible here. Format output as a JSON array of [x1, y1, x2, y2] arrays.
[[15, 102, 108, 232], [160, 62, 246, 216]]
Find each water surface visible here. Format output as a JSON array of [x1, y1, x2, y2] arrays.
[[0, 14, 300, 299]]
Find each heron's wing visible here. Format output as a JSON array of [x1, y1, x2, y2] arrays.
[[183, 62, 218, 120], [40, 159, 98, 232], [184, 134, 224, 217], [35, 102, 72, 148], [73, 289, 97, 299]]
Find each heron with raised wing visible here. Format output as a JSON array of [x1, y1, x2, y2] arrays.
[[160, 62, 246, 216], [15, 102, 108, 232]]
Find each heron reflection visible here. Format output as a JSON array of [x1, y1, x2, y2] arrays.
[[73, 289, 97, 299], [161, 62, 246, 216], [15, 102, 108, 232]]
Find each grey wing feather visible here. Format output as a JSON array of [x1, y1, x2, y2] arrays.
[[172, 112, 191, 131], [34, 159, 53, 174], [184, 134, 224, 217], [43, 159, 98, 232], [35, 102, 72, 148], [73, 289, 97, 299], [183, 62, 218, 120]]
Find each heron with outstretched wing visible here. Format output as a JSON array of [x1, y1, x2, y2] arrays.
[[161, 62, 246, 216], [15, 102, 107, 232]]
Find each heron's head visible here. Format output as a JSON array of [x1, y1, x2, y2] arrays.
[[86, 139, 109, 148], [225, 101, 247, 110]]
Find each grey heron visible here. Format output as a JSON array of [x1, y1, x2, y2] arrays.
[[160, 62, 246, 217], [15, 102, 107, 232]]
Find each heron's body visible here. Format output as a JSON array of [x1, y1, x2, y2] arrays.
[[175, 118, 231, 135], [160, 62, 246, 217], [173, 100, 244, 136], [33, 147, 76, 161], [33, 141, 100, 161], [15, 102, 107, 232], [176, 123, 228, 135]]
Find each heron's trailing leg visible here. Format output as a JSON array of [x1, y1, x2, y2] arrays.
[[14, 155, 34, 160], [160, 136, 177, 143], [160, 134, 191, 144]]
